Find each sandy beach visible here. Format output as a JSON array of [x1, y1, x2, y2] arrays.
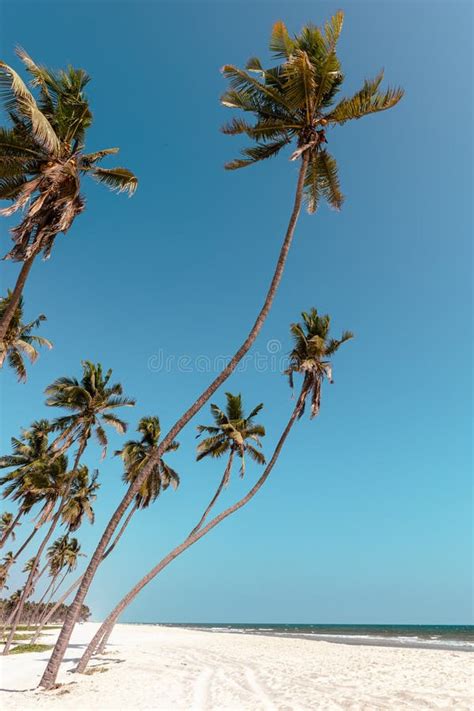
[[0, 622, 472, 710]]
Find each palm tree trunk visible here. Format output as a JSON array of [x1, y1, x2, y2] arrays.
[[35, 573, 58, 609], [10, 524, 39, 562], [76, 383, 310, 672], [0, 510, 23, 549], [40, 154, 310, 689], [0, 256, 35, 342], [3, 437, 87, 654], [190, 451, 235, 536], [29, 502, 138, 645]]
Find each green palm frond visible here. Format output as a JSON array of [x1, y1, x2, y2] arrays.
[[326, 71, 404, 124], [269, 20, 295, 59], [225, 138, 289, 170], [221, 12, 403, 215], [91, 167, 138, 195], [80, 147, 119, 167], [317, 150, 344, 210]]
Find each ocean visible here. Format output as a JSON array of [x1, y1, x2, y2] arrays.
[[158, 623, 474, 652]]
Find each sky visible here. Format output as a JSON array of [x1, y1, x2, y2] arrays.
[[0, 0, 472, 625]]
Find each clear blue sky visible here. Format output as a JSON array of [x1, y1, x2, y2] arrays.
[[1, 0, 472, 624]]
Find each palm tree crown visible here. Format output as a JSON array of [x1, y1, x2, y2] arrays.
[[47, 535, 82, 577], [116, 416, 180, 509], [0, 293, 52, 381], [45, 361, 135, 457], [196, 393, 266, 476], [285, 308, 353, 417], [221, 11, 403, 211], [60, 466, 99, 532], [0, 48, 138, 261], [0, 420, 54, 518]]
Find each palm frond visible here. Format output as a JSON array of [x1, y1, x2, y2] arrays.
[[225, 138, 289, 170], [91, 167, 138, 195], [326, 71, 404, 124], [0, 61, 60, 155]]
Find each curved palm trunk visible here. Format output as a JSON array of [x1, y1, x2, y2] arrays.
[[3, 438, 87, 654], [190, 451, 235, 536], [76, 383, 310, 672], [30, 502, 138, 645], [0, 256, 35, 342], [40, 154, 309, 689], [0, 510, 23, 549]]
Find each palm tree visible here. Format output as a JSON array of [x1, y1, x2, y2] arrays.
[[34, 536, 82, 619], [3, 363, 133, 653], [0, 552, 14, 591], [75, 308, 353, 672], [60, 466, 100, 532], [41, 14, 403, 686], [45, 360, 135, 458], [0, 420, 53, 553], [0, 513, 19, 549], [221, 13, 403, 212], [0, 49, 138, 340], [116, 416, 180, 512], [285, 308, 354, 417], [193, 394, 265, 533], [0, 293, 52, 381]]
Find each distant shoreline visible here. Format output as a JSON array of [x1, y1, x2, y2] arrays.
[[120, 621, 474, 653]]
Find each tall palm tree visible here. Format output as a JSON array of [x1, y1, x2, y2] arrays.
[[41, 13, 403, 686], [0, 49, 138, 340], [76, 308, 353, 672], [3, 363, 133, 654], [0, 293, 52, 381], [221, 13, 403, 212], [285, 308, 353, 418], [193, 394, 265, 533]]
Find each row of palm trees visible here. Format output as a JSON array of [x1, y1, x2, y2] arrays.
[[0, 11, 402, 687], [0, 307, 352, 665]]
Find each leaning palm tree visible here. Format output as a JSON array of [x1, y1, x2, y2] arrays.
[[0, 293, 52, 381], [285, 308, 353, 418], [77, 309, 352, 672], [34, 536, 82, 620], [41, 13, 403, 686], [0, 49, 138, 341], [4, 363, 133, 654], [76, 308, 353, 671], [193, 394, 265, 533], [46, 360, 135, 458]]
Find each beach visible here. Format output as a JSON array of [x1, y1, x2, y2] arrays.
[[1, 622, 472, 710]]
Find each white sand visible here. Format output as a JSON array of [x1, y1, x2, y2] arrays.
[[0, 622, 472, 710]]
